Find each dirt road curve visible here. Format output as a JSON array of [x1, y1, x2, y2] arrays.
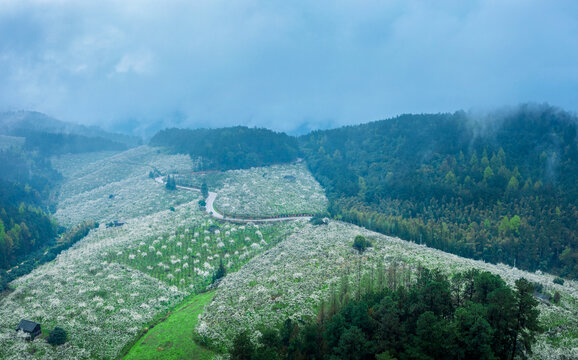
[[155, 176, 311, 223]]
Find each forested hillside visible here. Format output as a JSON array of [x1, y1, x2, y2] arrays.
[[0, 150, 60, 288], [0, 149, 61, 201], [150, 126, 299, 170], [301, 104, 578, 278]]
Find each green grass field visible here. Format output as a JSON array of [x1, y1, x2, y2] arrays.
[[123, 291, 216, 360]]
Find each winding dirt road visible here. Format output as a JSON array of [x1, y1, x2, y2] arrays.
[[155, 176, 312, 223]]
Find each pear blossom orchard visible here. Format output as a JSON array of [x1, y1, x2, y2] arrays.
[[0, 145, 576, 359], [0, 146, 319, 359]]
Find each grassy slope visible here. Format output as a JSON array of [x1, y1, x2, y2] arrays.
[[124, 291, 216, 360]]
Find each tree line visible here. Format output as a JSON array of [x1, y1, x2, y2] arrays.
[[149, 126, 300, 171], [16, 129, 127, 156], [230, 268, 542, 360], [0, 220, 97, 291]]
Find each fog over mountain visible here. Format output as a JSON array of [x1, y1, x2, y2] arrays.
[[1, 0, 577, 136]]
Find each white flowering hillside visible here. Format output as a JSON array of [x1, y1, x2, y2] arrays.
[[2, 144, 574, 360], [54, 146, 196, 201], [195, 162, 328, 217], [0, 145, 309, 359], [53, 146, 199, 226], [197, 220, 578, 359], [106, 218, 296, 292], [50, 151, 120, 178], [0, 202, 198, 359]]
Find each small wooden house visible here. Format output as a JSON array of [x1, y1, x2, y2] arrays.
[[535, 293, 551, 306], [16, 320, 41, 339], [106, 220, 125, 228]]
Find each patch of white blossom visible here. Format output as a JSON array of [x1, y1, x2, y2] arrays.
[[53, 146, 199, 226], [212, 162, 328, 217]]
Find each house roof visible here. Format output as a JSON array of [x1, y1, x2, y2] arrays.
[[16, 320, 41, 332]]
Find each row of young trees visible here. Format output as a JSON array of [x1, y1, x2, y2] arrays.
[[300, 105, 578, 278], [230, 268, 542, 360]]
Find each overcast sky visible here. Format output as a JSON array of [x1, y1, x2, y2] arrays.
[[1, 0, 577, 135]]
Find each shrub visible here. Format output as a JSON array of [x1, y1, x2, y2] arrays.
[[230, 331, 254, 360], [212, 259, 226, 283], [165, 175, 177, 190], [46, 327, 67, 346], [310, 216, 327, 226], [553, 277, 565, 285], [353, 235, 372, 253]]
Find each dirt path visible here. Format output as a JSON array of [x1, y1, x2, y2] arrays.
[[155, 176, 312, 223]]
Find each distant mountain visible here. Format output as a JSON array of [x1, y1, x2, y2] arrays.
[[16, 130, 128, 156], [300, 104, 578, 278], [0, 111, 141, 147]]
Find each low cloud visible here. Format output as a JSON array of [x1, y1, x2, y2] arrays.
[[0, 0, 577, 135]]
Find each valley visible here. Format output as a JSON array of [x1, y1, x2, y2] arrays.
[[3, 3, 578, 358], [0, 107, 577, 359]]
